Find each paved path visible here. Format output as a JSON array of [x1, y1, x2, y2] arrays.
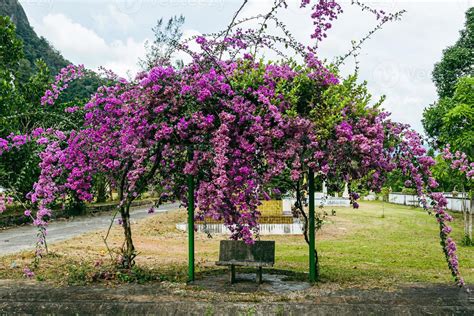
[[0, 202, 180, 256]]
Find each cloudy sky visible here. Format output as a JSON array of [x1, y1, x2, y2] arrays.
[[19, 0, 472, 132]]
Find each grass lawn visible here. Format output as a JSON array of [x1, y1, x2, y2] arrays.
[[0, 201, 472, 288]]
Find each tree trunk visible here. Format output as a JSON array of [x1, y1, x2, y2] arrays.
[[463, 195, 468, 237], [109, 182, 114, 201], [120, 202, 136, 268], [96, 177, 107, 203], [295, 181, 320, 280]]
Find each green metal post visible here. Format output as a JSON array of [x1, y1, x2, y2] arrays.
[[187, 148, 195, 283], [308, 169, 316, 283]]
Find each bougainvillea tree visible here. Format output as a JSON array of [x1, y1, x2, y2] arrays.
[[10, 56, 326, 267], [313, 99, 465, 285], [0, 0, 466, 286]]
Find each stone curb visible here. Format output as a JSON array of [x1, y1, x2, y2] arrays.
[[1, 300, 473, 315]]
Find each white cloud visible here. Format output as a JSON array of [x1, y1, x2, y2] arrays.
[[31, 13, 146, 78], [93, 4, 134, 32], [30, 12, 204, 78]]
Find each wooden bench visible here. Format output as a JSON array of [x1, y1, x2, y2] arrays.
[[216, 240, 275, 284]]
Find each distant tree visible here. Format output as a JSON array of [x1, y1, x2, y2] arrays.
[[0, 14, 23, 74], [423, 8, 473, 159], [439, 78, 474, 156], [430, 155, 466, 192], [140, 15, 185, 70], [0, 0, 69, 78], [432, 7, 473, 99], [423, 76, 474, 158], [0, 16, 46, 200]]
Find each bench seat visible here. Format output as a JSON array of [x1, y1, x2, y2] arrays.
[[216, 240, 275, 284], [216, 261, 274, 267]]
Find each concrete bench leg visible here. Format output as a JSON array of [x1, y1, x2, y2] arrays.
[[256, 266, 263, 284], [229, 265, 235, 284]]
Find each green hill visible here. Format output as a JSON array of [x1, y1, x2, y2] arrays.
[[1, 0, 105, 102], [0, 0, 69, 81]]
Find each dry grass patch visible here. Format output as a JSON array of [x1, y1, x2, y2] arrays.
[[0, 201, 472, 288]]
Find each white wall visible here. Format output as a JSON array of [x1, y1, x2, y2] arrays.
[[388, 193, 471, 212]]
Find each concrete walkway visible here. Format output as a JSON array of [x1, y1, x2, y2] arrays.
[[0, 280, 472, 315], [0, 202, 180, 256]]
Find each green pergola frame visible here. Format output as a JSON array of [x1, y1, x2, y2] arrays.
[[187, 149, 195, 282], [186, 170, 317, 283]]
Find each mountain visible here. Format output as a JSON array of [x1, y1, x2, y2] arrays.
[[0, 0, 69, 79], [1, 0, 104, 102]]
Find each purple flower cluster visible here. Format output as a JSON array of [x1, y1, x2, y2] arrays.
[[23, 267, 35, 278], [442, 145, 474, 180], [429, 192, 464, 286], [0, 194, 13, 214], [41, 64, 85, 106], [300, 0, 343, 42], [0, 195, 5, 214]]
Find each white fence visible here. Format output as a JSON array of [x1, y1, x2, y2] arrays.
[[282, 196, 350, 214], [388, 193, 472, 212], [176, 222, 305, 235]]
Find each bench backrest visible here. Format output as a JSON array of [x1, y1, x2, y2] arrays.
[[218, 240, 275, 264]]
